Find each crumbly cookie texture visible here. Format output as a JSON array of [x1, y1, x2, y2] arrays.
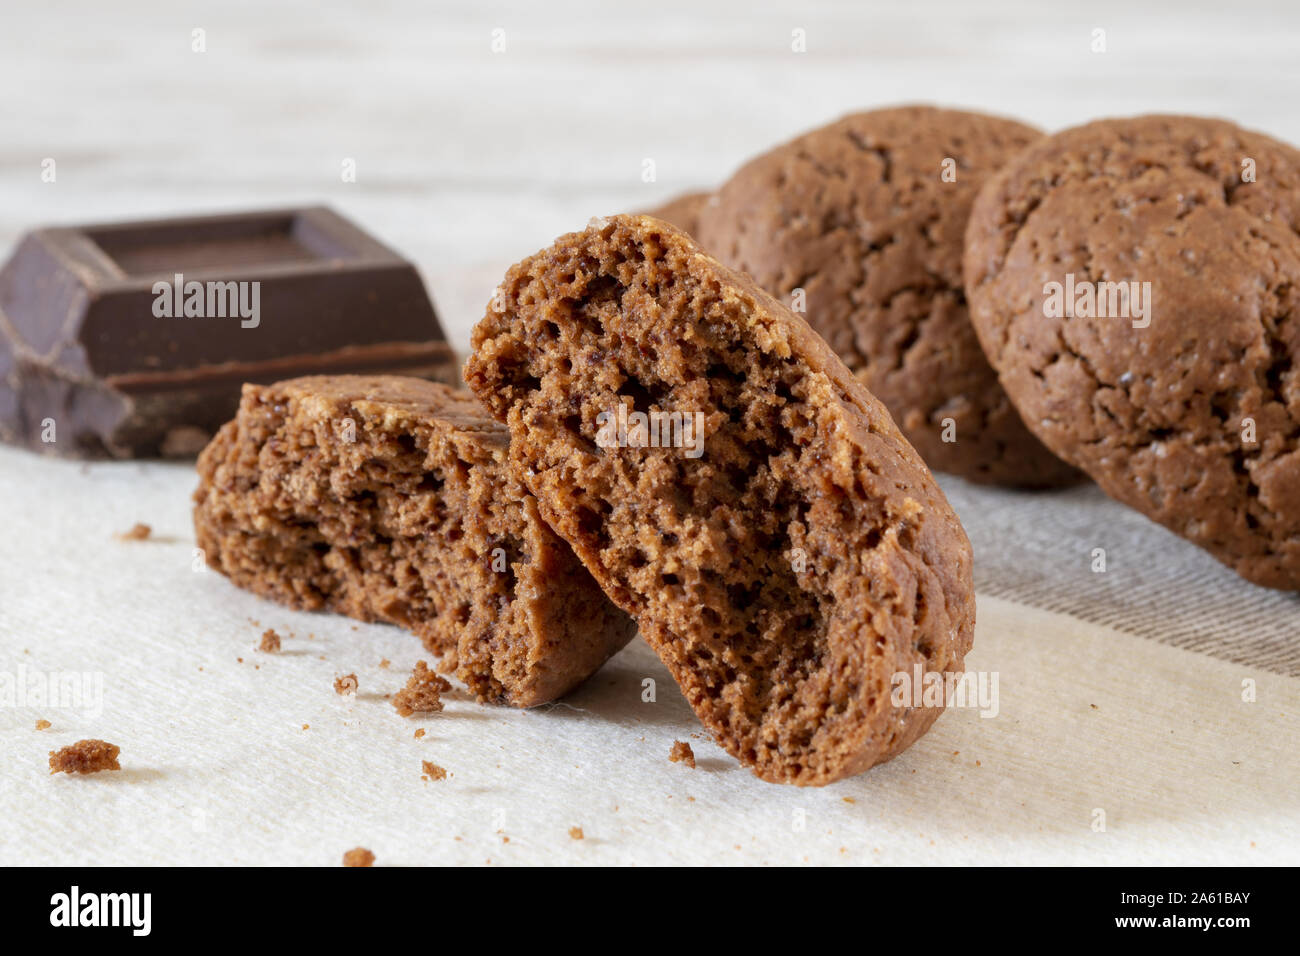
[[964, 115, 1300, 590], [393, 661, 450, 717], [669, 740, 696, 768], [49, 739, 121, 774], [193, 376, 634, 706], [695, 105, 1077, 488], [642, 190, 712, 239], [466, 215, 975, 786], [342, 847, 375, 867]]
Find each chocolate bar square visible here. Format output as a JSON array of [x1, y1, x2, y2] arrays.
[[0, 207, 459, 457]]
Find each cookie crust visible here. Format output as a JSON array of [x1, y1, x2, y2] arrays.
[[964, 115, 1300, 590], [642, 190, 712, 239]]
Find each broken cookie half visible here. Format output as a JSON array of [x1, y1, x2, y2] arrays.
[[466, 214, 976, 785], [193, 375, 634, 706]]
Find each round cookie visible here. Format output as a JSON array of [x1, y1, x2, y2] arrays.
[[964, 115, 1300, 590], [695, 105, 1078, 487]]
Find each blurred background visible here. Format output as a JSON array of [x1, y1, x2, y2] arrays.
[[3, 0, 1299, 347]]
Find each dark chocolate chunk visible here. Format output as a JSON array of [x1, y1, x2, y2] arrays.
[[0, 206, 459, 458]]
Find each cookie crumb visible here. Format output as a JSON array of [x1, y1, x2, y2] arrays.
[[49, 739, 121, 775], [393, 661, 450, 717], [342, 847, 375, 867], [569, 826, 584, 840], [421, 760, 447, 781], [379, 658, 391, 669], [334, 673, 358, 696], [116, 523, 151, 541], [34, 719, 51, 731], [259, 629, 281, 653], [669, 740, 695, 768], [413, 729, 425, 739]]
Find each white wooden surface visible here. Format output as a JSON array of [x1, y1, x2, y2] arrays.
[[2, 0, 1299, 866]]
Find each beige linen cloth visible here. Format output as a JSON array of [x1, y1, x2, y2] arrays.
[[1, 438, 1296, 866]]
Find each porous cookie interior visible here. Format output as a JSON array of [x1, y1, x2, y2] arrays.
[[195, 378, 546, 703], [471, 219, 970, 783]]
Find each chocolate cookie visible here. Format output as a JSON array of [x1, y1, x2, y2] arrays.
[[964, 115, 1300, 590], [194, 376, 634, 705], [694, 105, 1078, 487], [465, 215, 975, 785], [642, 190, 712, 238]]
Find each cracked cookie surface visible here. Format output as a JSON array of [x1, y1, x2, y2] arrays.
[[194, 375, 634, 705], [695, 105, 1076, 487], [964, 115, 1300, 590], [466, 215, 975, 785]]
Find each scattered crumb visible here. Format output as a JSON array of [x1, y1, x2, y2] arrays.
[[342, 847, 375, 867], [393, 661, 450, 718], [259, 629, 281, 653], [569, 827, 584, 840], [116, 523, 151, 541], [49, 739, 121, 775], [379, 658, 391, 669], [1090, 703, 1098, 710], [413, 729, 425, 739], [34, 719, 51, 731], [302, 724, 309, 730], [334, 673, 358, 696], [842, 797, 856, 804], [669, 740, 695, 768], [236, 657, 243, 663], [975, 760, 982, 767], [421, 760, 448, 781]]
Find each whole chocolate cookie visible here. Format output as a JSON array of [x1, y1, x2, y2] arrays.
[[466, 215, 975, 785], [695, 105, 1078, 487], [964, 115, 1300, 590]]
